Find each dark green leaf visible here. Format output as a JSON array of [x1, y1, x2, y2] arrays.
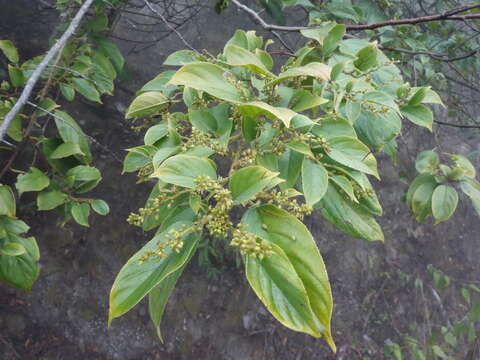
[[92, 199, 109, 216], [0, 185, 16, 217], [109, 223, 200, 324], [317, 184, 384, 242], [37, 190, 68, 211], [229, 166, 283, 204], [151, 155, 217, 188], [15, 167, 50, 195], [72, 77, 102, 103], [301, 159, 328, 206], [431, 185, 458, 223], [71, 202, 90, 227]]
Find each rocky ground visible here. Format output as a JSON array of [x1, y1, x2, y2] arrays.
[[1, 1, 479, 359]]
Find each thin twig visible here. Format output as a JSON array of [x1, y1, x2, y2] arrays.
[[0, 0, 95, 142], [230, 0, 480, 32], [434, 120, 480, 129], [380, 45, 478, 62], [143, 0, 198, 52], [26, 102, 123, 163]]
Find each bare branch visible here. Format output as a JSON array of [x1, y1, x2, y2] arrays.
[[144, 0, 198, 52], [380, 46, 478, 62], [230, 0, 480, 32], [0, 0, 96, 143], [434, 120, 480, 129]]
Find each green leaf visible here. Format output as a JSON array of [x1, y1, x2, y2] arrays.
[[60, 83, 75, 101], [327, 136, 379, 178], [287, 140, 313, 157], [411, 181, 436, 222], [85, 14, 108, 32], [0, 235, 39, 292], [363, 91, 399, 113], [151, 155, 217, 188], [95, 37, 124, 72], [0, 40, 19, 63], [168, 62, 244, 103], [188, 108, 218, 133], [3, 114, 22, 142], [431, 185, 458, 224], [189, 194, 202, 214], [53, 110, 91, 163], [8, 65, 24, 87], [400, 104, 433, 131], [406, 174, 437, 208], [301, 159, 328, 207], [356, 109, 401, 150], [0, 185, 16, 217], [331, 175, 358, 203], [260, 0, 285, 25], [123, 145, 157, 173], [408, 87, 429, 106], [317, 184, 384, 242], [312, 117, 357, 140], [289, 90, 328, 112], [109, 224, 200, 324], [245, 243, 320, 338], [242, 205, 335, 350], [278, 149, 304, 189], [149, 246, 195, 341], [66, 165, 101, 181], [268, 62, 331, 86], [345, 101, 361, 122], [35, 98, 59, 117], [15, 167, 50, 195], [0, 242, 26, 256], [327, 2, 359, 22], [0, 217, 29, 235], [238, 101, 297, 127], [71, 202, 90, 227], [72, 77, 101, 103], [255, 49, 273, 70], [144, 123, 168, 145], [353, 43, 378, 72], [460, 178, 480, 216], [323, 24, 346, 56], [421, 88, 444, 106], [66, 165, 102, 193], [431, 345, 448, 359], [163, 50, 200, 66], [93, 51, 116, 80], [224, 45, 273, 76], [300, 22, 335, 44], [229, 166, 283, 204], [50, 141, 85, 159], [450, 154, 475, 178], [92, 199, 109, 216], [37, 190, 68, 211], [241, 115, 257, 141], [126, 91, 170, 119], [415, 150, 439, 174], [138, 71, 177, 96]]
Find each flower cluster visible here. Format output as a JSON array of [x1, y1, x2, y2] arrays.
[[256, 189, 312, 219], [181, 128, 227, 155], [194, 176, 233, 238], [138, 224, 192, 264], [353, 185, 374, 199], [230, 226, 273, 259], [127, 188, 180, 226]]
